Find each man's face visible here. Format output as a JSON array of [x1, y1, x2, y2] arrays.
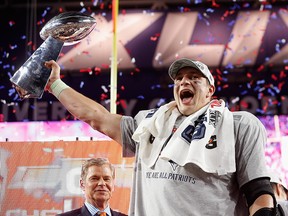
[[80, 164, 114, 208], [173, 67, 215, 116]]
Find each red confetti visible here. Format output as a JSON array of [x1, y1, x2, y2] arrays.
[[94, 67, 101, 75], [212, 0, 220, 8], [278, 82, 285, 91], [257, 65, 265, 72], [240, 100, 249, 109], [272, 100, 278, 105], [119, 99, 127, 109], [216, 75, 223, 81], [86, 7, 92, 13], [150, 36, 158, 41], [101, 64, 110, 69], [271, 74, 277, 81], [280, 70, 286, 79], [100, 93, 108, 100], [99, 3, 104, 9], [216, 69, 222, 75], [79, 68, 92, 73], [262, 101, 268, 112]]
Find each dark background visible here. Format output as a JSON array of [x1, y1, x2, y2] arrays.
[[1, 0, 288, 121]]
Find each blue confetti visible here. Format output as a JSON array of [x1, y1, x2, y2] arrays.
[[157, 98, 166, 107], [206, 8, 214, 13], [256, 109, 265, 114], [151, 84, 161, 90], [241, 90, 248, 95], [272, 85, 280, 94], [225, 63, 234, 69], [275, 44, 280, 52], [256, 80, 265, 85], [254, 86, 261, 92], [268, 88, 275, 96], [195, 0, 202, 4], [8, 88, 16, 96], [80, 8, 87, 13], [264, 4, 272, 9]]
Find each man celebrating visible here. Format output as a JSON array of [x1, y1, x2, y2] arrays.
[[46, 58, 281, 215], [57, 158, 127, 216]]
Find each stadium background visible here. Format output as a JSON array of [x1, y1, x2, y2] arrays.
[[0, 0, 287, 215]]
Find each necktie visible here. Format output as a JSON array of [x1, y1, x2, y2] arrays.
[[98, 212, 106, 216]]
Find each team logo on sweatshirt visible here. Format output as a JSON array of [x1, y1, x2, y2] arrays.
[[205, 135, 217, 149]]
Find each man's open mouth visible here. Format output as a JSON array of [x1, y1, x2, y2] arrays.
[[180, 89, 194, 103]]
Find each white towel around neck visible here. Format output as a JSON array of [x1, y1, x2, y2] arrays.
[[132, 99, 236, 175]]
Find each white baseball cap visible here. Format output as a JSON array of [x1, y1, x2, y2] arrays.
[[268, 171, 288, 191], [168, 58, 215, 86]]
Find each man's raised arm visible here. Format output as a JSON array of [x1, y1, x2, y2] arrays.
[[45, 60, 122, 144]]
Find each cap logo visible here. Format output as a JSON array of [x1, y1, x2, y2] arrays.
[[194, 61, 205, 71]]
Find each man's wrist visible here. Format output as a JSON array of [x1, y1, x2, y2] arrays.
[[50, 79, 69, 98]]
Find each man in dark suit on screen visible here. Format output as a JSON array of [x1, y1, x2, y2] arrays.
[[57, 158, 127, 216]]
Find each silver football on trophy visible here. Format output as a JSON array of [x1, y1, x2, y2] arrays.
[[10, 12, 96, 99], [40, 11, 96, 46]]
